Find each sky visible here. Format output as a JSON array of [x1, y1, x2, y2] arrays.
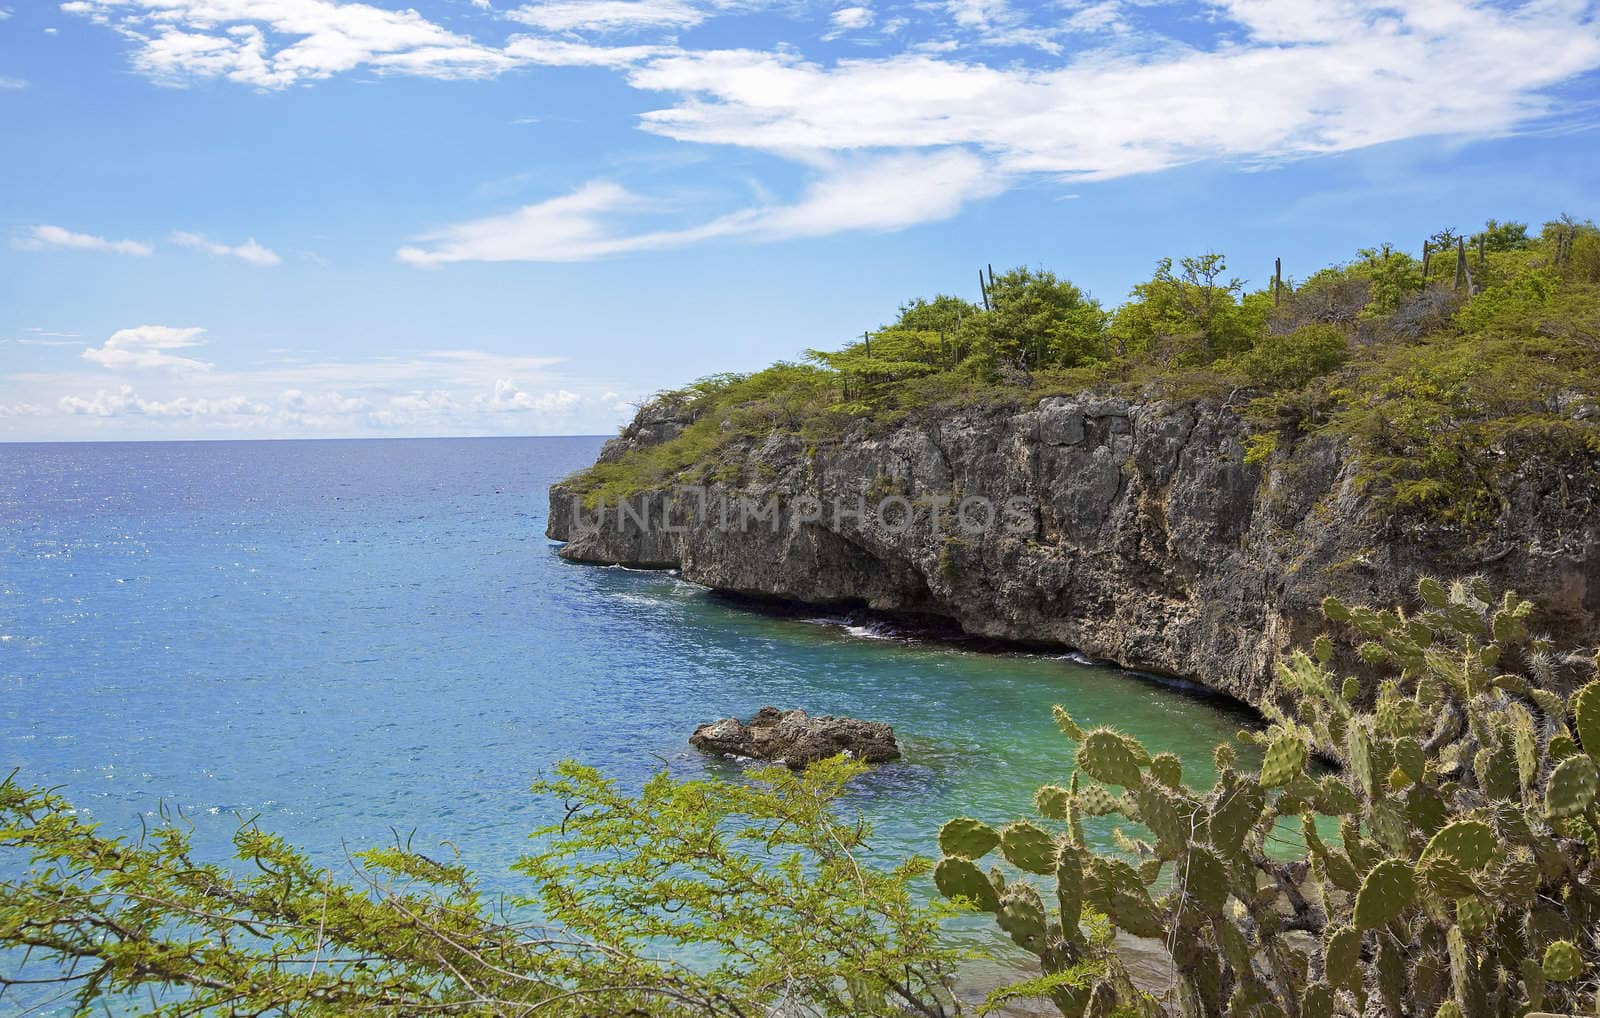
[[1, 0, 1598, 441]]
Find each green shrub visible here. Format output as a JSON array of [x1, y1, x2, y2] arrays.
[[1230, 324, 1350, 389], [0, 757, 960, 1016]]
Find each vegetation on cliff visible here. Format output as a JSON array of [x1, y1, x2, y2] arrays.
[[569, 217, 1600, 531]]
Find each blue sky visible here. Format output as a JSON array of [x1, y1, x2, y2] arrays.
[[2, 0, 1598, 441]]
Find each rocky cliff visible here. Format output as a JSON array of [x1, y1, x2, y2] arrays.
[[548, 395, 1600, 711]]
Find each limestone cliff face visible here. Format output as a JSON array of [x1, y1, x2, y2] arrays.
[[548, 396, 1600, 710]]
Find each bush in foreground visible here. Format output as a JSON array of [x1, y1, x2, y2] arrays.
[[938, 578, 1600, 1017], [0, 757, 958, 1016]]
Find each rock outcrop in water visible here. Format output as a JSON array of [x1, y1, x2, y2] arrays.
[[690, 706, 902, 767], [549, 395, 1600, 712]]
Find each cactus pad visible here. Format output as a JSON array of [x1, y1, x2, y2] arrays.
[[1545, 752, 1599, 818], [1076, 728, 1147, 787], [999, 821, 1058, 875], [1354, 858, 1415, 930], [1055, 842, 1084, 933], [1179, 846, 1229, 913], [1052, 704, 1085, 741], [934, 856, 1000, 912], [1454, 896, 1488, 937], [1086, 858, 1162, 938], [1542, 939, 1583, 982], [1259, 733, 1307, 788], [996, 884, 1048, 953], [1573, 680, 1600, 758], [1033, 784, 1070, 820], [1394, 736, 1426, 783], [1422, 820, 1494, 870], [1148, 752, 1182, 789], [938, 817, 1001, 860], [1323, 925, 1360, 990]]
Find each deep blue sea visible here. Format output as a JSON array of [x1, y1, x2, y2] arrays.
[[0, 436, 1253, 999]]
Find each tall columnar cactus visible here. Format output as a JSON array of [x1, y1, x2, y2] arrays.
[[935, 577, 1600, 1017]]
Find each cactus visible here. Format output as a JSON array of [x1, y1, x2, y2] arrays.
[[1355, 858, 1416, 929], [1259, 732, 1307, 788], [938, 817, 1000, 860], [1076, 728, 1147, 787], [1544, 752, 1598, 818], [1574, 680, 1600, 756], [934, 579, 1600, 1016], [933, 856, 999, 911], [1053, 704, 1085, 741], [997, 884, 1049, 953], [1000, 821, 1058, 875], [1543, 939, 1583, 981]]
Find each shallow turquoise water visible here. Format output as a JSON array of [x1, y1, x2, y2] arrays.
[[0, 436, 1255, 987]]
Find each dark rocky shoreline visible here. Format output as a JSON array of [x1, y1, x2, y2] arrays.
[[550, 394, 1600, 713]]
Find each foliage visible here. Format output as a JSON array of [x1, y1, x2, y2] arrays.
[[0, 756, 960, 1016], [1108, 254, 1266, 365], [936, 578, 1600, 1017], [561, 215, 1600, 534]]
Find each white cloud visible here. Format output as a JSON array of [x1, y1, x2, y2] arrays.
[[397, 149, 1001, 263], [397, 180, 646, 264], [15, 224, 152, 256], [61, 0, 520, 88], [502, 35, 666, 67], [828, 5, 874, 33], [0, 75, 25, 88], [59, 0, 1600, 252], [82, 325, 213, 372], [483, 378, 582, 411], [629, 2, 1600, 180], [59, 384, 270, 417], [505, 0, 706, 33], [171, 230, 282, 266]]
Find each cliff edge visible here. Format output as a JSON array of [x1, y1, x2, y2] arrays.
[[548, 395, 1599, 711]]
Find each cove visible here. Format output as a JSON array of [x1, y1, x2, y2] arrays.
[[1, 436, 1256, 981]]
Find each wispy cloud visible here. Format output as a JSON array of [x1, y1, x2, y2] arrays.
[[15, 224, 153, 256], [171, 231, 282, 266], [82, 325, 213, 372], [505, 0, 707, 33], [61, 0, 1600, 254], [398, 149, 1003, 263]]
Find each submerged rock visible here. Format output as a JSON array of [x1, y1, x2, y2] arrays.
[[690, 706, 901, 768]]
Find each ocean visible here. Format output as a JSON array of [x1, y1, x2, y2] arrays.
[[0, 436, 1252, 996]]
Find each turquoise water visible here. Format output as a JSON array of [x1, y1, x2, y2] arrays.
[[0, 436, 1254, 980]]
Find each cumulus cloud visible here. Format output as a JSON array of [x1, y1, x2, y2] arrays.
[[483, 378, 582, 411], [171, 231, 282, 266], [81, 325, 213, 372], [59, 0, 520, 88], [828, 5, 874, 33], [15, 224, 152, 256], [8, 343, 636, 439], [59, 385, 269, 417]]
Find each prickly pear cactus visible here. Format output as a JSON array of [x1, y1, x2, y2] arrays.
[[935, 577, 1600, 1016]]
